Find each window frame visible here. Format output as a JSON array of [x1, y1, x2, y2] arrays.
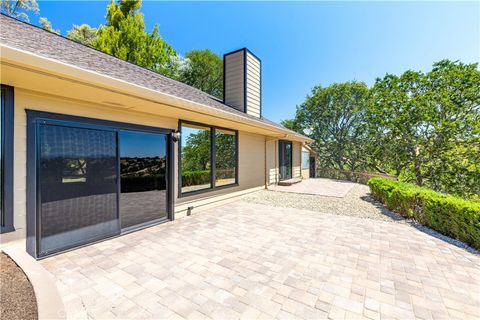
[[26, 110, 175, 258], [0, 85, 14, 234], [178, 120, 239, 197]]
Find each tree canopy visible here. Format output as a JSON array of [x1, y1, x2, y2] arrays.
[[0, 0, 38, 22], [39, 17, 59, 34], [67, 24, 97, 46], [178, 49, 224, 99], [93, 0, 177, 77], [368, 60, 480, 197], [286, 81, 371, 171], [287, 60, 480, 199]]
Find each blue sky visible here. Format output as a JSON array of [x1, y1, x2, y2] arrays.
[[30, 1, 480, 123]]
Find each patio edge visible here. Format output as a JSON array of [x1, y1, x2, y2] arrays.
[[2, 244, 66, 320]]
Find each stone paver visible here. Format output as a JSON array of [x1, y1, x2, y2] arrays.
[[40, 201, 480, 319], [270, 178, 356, 197]]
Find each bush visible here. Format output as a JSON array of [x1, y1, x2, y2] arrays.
[[368, 178, 480, 249], [182, 170, 210, 187], [317, 168, 396, 185]]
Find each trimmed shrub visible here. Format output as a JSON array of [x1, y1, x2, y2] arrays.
[[317, 168, 396, 185], [368, 178, 480, 249], [182, 170, 210, 187]]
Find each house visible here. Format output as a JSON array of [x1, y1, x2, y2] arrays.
[[0, 14, 313, 258]]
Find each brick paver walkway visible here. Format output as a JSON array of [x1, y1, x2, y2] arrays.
[[270, 178, 356, 198], [41, 201, 480, 319]]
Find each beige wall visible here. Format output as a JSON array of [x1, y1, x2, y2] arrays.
[[2, 84, 307, 244], [224, 50, 245, 112], [266, 140, 278, 185], [292, 141, 302, 179], [4, 89, 294, 243]]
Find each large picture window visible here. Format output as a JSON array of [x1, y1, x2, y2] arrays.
[[0, 85, 14, 234], [215, 129, 237, 187], [180, 121, 238, 195]]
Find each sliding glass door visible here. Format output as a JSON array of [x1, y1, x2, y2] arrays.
[[38, 124, 118, 255], [120, 131, 168, 229], [30, 112, 173, 257]]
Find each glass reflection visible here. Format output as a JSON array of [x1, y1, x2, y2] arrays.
[[215, 129, 236, 186], [38, 125, 118, 255], [285, 143, 292, 179], [120, 131, 167, 228], [181, 124, 211, 193]]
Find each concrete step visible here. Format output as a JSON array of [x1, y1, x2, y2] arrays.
[[278, 178, 302, 186]]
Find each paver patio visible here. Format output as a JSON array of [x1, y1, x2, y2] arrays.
[[270, 178, 356, 197], [40, 201, 480, 320]]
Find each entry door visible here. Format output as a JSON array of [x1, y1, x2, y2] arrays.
[[119, 130, 168, 229], [279, 140, 293, 180], [309, 157, 316, 178], [38, 123, 119, 256]]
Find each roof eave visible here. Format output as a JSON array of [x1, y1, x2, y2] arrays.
[[0, 44, 313, 143]]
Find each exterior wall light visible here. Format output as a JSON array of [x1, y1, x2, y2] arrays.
[[172, 131, 181, 142]]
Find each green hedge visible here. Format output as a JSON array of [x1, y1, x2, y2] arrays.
[[317, 168, 396, 185], [368, 178, 480, 249], [182, 170, 210, 187]]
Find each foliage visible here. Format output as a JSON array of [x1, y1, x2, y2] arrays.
[[181, 128, 237, 185], [280, 119, 303, 132], [316, 168, 395, 185], [368, 178, 480, 249], [181, 129, 211, 172], [287, 60, 480, 199], [288, 81, 371, 171], [178, 49, 223, 99], [67, 24, 97, 46], [215, 131, 236, 171], [93, 0, 177, 77], [39, 17, 59, 34], [368, 60, 480, 198], [181, 170, 210, 187], [0, 0, 38, 22]]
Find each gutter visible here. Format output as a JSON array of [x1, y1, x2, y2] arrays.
[[0, 44, 313, 143]]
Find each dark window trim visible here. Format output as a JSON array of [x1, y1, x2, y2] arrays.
[[26, 110, 175, 258], [243, 49, 247, 114], [1, 85, 15, 234], [178, 120, 239, 198]]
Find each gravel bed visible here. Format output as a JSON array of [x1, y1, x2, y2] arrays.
[[244, 184, 405, 222], [244, 183, 479, 254]]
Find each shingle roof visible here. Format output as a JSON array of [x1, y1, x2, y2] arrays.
[[0, 14, 308, 140]]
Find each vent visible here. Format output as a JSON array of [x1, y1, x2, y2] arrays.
[[223, 48, 261, 118]]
